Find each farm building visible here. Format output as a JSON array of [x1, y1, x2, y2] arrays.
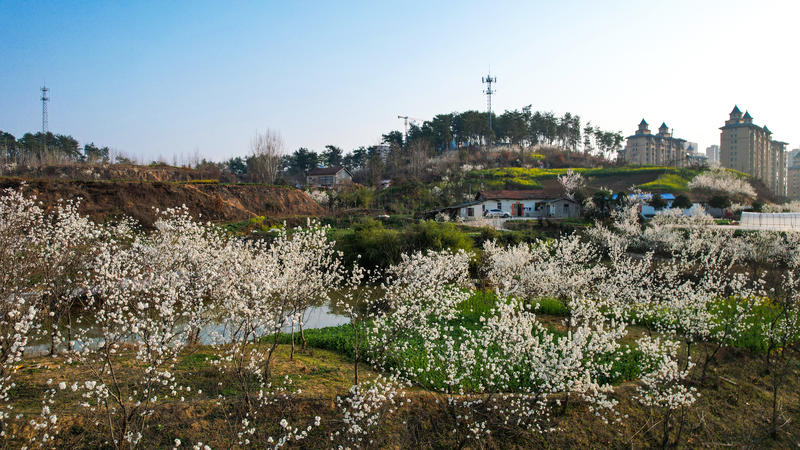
[[433, 190, 581, 220], [306, 167, 352, 188]]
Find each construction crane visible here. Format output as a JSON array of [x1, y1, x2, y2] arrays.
[[397, 115, 423, 143]]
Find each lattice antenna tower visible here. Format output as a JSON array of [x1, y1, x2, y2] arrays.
[[41, 84, 49, 152], [481, 72, 496, 134]]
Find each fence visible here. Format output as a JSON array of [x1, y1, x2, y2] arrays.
[[740, 212, 800, 229]]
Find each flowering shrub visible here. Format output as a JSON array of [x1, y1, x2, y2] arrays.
[[634, 336, 697, 447], [557, 168, 585, 200], [306, 189, 329, 207], [332, 375, 406, 447], [688, 168, 756, 199]]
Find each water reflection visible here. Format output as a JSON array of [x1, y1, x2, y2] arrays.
[[25, 302, 350, 356]]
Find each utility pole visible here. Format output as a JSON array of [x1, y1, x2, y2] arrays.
[[481, 72, 496, 138], [41, 85, 49, 153]]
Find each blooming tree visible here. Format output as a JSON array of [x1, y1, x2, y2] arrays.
[[634, 336, 697, 448], [70, 207, 222, 448], [557, 168, 585, 201], [688, 168, 756, 199]]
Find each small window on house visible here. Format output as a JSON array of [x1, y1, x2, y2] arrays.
[[564, 203, 569, 211], [496, 202, 502, 209], [467, 207, 474, 217]]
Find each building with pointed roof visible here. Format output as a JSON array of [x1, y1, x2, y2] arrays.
[[620, 119, 688, 167], [720, 106, 787, 197]]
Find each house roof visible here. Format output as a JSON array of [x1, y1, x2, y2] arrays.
[[639, 118, 648, 126], [731, 105, 741, 115], [476, 189, 562, 200], [659, 122, 669, 129], [743, 111, 752, 120], [307, 166, 348, 176], [447, 200, 482, 209]]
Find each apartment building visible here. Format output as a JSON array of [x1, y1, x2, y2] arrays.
[[719, 106, 787, 197], [621, 119, 688, 167]]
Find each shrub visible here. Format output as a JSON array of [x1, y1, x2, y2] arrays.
[[403, 221, 473, 254], [337, 187, 373, 209], [709, 195, 731, 210], [672, 194, 692, 209], [335, 218, 404, 269], [375, 178, 437, 213]]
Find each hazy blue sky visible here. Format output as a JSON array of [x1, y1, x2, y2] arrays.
[[1, 0, 798, 162]]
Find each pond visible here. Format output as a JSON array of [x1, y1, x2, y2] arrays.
[[24, 302, 350, 356]]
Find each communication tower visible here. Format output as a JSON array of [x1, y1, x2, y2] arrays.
[[41, 85, 49, 152], [481, 73, 496, 133]]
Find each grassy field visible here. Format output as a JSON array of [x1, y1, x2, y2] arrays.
[[464, 166, 704, 191]]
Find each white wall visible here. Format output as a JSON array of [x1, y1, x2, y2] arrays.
[[460, 199, 580, 218]]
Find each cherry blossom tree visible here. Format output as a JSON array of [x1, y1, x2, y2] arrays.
[[689, 168, 756, 199], [70, 207, 222, 448], [557, 168, 585, 201]]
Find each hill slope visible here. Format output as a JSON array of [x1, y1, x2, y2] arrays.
[[0, 178, 324, 226]]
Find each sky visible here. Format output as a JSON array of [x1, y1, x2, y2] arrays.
[[1, 0, 798, 162]]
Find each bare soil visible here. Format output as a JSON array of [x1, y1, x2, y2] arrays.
[[0, 177, 325, 226]]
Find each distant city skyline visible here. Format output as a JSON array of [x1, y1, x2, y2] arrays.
[[1, 0, 798, 162]]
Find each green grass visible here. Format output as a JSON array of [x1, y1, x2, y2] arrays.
[[178, 352, 219, 369], [273, 323, 360, 358], [465, 166, 702, 191], [710, 299, 781, 354], [533, 297, 570, 316], [222, 216, 284, 235], [638, 173, 691, 191]]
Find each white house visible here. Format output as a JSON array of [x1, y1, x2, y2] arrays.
[[446, 190, 581, 219]]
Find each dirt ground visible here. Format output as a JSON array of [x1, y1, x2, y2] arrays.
[[0, 177, 324, 226], [8, 333, 800, 448]]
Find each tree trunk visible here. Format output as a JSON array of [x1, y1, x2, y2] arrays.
[[300, 321, 307, 350], [684, 341, 692, 372], [660, 409, 672, 450], [66, 308, 73, 352], [264, 332, 280, 380], [700, 343, 722, 384], [353, 328, 359, 386], [290, 322, 296, 361], [49, 321, 58, 356]]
